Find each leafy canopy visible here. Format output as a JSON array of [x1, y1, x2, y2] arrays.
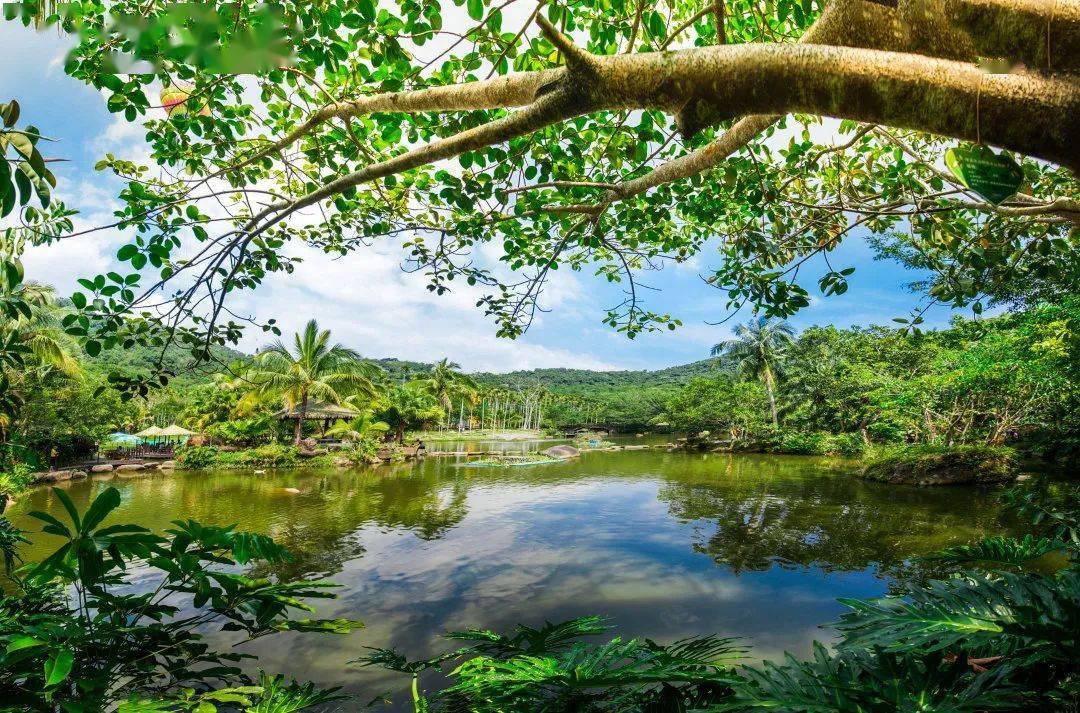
[[1, 0, 1072, 393]]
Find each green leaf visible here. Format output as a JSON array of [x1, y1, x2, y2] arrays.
[[44, 648, 74, 686], [5, 636, 45, 653], [466, 0, 483, 21], [944, 145, 1023, 205], [27, 510, 72, 538], [52, 487, 82, 531], [117, 244, 139, 261]]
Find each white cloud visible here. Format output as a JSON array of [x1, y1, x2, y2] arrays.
[[227, 242, 619, 372]]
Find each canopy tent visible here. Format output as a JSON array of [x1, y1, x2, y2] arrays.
[[158, 424, 194, 437], [134, 426, 165, 439]]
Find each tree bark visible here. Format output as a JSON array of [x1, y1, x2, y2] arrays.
[[293, 391, 308, 446], [764, 366, 779, 428]]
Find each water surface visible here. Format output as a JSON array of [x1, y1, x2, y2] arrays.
[[7, 446, 1013, 707]]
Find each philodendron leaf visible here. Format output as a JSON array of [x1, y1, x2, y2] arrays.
[[945, 145, 1024, 205], [44, 648, 74, 686]]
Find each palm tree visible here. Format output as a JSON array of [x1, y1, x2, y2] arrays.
[[326, 408, 390, 442], [7, 282, 80, 376], [381, 383, 443, 442], [711, 317, 795, 427], [247, 320, 380, 444], [416, 358, 479, 430]]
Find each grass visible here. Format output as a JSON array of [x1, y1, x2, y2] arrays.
[[862, 444, 1018, 485]]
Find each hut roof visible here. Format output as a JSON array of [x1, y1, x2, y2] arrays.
[[159, 424, 195, 437], [274, 402, 360, 421], [134, 426, 165, 438]]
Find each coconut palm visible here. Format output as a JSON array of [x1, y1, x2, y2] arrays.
[[6, 282, 80, 376], [416, 358, 479, 430], [326, 408, 390, 442], [247, 320, 380, 444], [380, 383, 444, 442], [711, 317, 795, 427]]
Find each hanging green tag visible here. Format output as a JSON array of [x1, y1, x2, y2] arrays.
[[944, 145, 1024, 205]]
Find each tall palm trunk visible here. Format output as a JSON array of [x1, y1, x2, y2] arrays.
[[294, 391, 308, 445], [763, 365, 779, 427]]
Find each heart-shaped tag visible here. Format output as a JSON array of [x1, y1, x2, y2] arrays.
[[944, 145, 1024, 205]]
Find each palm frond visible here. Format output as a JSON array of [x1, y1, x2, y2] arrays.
[[924, 535, 1065, 568], [720, 643, 1020, 712], [835, 569, 1080, 662]]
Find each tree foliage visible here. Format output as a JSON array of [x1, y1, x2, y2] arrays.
[[1, 0, 1073, 391]]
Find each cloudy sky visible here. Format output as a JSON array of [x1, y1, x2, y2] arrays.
[[2, 21, 965, 373]]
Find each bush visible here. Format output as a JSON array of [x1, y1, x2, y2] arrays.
[[766, 430, 867, 457], [175, 443, 329, 469], [827, 432, 867, 457], [173, 444, 219, 469], [203, 416, 279, 446], [0, 464, 33, 508], [862, 444, 1018, 485]]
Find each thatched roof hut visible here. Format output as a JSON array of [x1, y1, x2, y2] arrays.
[[273, 402, 360, 421], [274, 403, 361, 439]]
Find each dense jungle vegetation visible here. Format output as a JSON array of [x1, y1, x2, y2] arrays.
[[1, 293, 1076, 478], [0, 0, 1078, 709]]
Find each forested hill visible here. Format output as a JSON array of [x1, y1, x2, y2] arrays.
[[469, 360, 716, 390], [91, 348, 715, 393], [86, 342, 248, 389], [371, 357, 717, 390]]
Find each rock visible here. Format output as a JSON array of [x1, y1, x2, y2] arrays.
[[543, 445, 580, 459], [115, 463, 146, 472], [861, 447, 1017, 486], [282, 487, 300, 494], [300, 437, 318, 450], [332, 456, 353, 468], [158, 460, 176, 470], [298, 447, 326, 457], [1, 493, 15, 513], [33, 469, 86, 483], [90, 464, 114, 473]]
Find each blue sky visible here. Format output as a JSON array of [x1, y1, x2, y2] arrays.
[[2, 22, 969, 373]]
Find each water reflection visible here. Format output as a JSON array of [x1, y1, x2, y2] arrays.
[[656, 454, 1006, 574], [7, 448, 1015, 709]]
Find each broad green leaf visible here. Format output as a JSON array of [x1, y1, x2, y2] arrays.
[[52, 487, 82, 531], [5, 636, 45, 653], [44, 648, 74, 686], [81, 486, 121, 532]]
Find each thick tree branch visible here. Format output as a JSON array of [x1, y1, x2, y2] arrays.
[[908, 0, 1080, 72]]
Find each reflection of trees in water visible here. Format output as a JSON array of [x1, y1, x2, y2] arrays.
[[252, 463, 471, 579], [656, 455, 1007, 578]]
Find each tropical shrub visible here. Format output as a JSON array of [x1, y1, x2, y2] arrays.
[[0, 487, 360, 710], [173, 443, 218, 469], [0, 462, 33, 499], [203, 415, 279, 446], [356, 617, 742, 711]]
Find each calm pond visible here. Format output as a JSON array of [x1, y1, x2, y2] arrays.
[[7, 441, 1015, 707]]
